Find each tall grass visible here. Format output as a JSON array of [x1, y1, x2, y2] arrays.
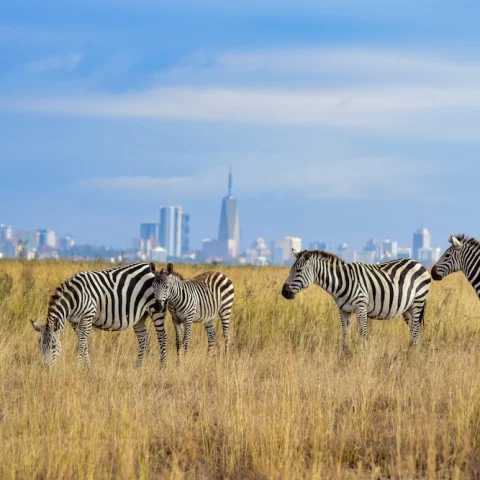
[[0, 260, 479, 478]]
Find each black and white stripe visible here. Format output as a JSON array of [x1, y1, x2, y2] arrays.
[[31, 263, 166, 366], [282, 249, 431, 349], [432, 234, 480, 297], [150, 262, 234, 358]]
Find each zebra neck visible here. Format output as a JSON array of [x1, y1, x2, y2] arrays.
[[462, 248, 480, 296], [47, 310, 67, 332], [313, 259, 344, 295], [167, 276, 186, 308]]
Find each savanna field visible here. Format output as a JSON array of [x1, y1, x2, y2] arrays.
[[0, 261, 480, 479]]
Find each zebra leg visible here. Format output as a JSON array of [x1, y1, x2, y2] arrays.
[[355, 305, 368, 347], [133, 315, 149, 368], [150, 308, 167, 366], [219, 307, 231, 356], [174, 320, 183, 363], [403, 310, 412, 327], [407, 302, 425, 346], [183, 317, 194, 355], [76, 316, 93, 367], [205, 320, 216, 357], [339, 310, 351, 352]]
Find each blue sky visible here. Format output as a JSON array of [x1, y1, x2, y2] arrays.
[[1, 1, 479, 251]]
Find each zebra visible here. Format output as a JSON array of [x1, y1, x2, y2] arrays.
[[149, 262, 234, 358], [281, 249, 432, 349], [432, 234, 480, 297], [30, 262, 167, 367]]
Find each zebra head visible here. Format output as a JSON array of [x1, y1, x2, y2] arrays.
[[282, 249, 315, 300], [431, 234, 463, 281], [30, 320, 62, 366], [149, 262, 174, 310]]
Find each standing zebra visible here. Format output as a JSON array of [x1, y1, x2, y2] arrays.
[[432, 234, 480, 297], [30, 263, 166, 367], [281, 249, 431, 349], [149, 263, 234, 358]]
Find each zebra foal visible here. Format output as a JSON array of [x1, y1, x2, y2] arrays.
[[281, 249, 431, 349], [149, 263, 234, 358], [30, 263, 166, 367], [432, 234, 480, 298]]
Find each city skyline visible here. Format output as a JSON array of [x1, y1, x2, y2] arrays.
[[1, 201, 444, 267], [0, 163, 444, 265]]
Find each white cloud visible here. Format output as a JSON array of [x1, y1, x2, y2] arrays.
[[5, 47, 480, 141], [3, 84, 480, 141], [153, 47, 480, 89], [25, 53, 83, 74]]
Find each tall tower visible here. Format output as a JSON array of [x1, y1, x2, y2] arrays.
[[413, 227, 431, 260], [159, 206, 183, 258], [218, 166, 240, 259], [181, 213, 190, 255]]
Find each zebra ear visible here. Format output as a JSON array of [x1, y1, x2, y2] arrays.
[[450, 235, 462, 250], [292, 248, 300, 259], [30, 320, 41, 332], [149, 262, 156, 274], [167, 263, 174, 274]]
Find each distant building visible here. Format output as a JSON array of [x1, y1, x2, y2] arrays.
[[413, 227, 431, 261], [418, 247, 441, 266], [363, 238, 377, 252], [356, 251, 376, 263], [338, 250, 357, 262], [242, 238, 272, 266], [151, 246, 167, 263], [0, 225, 12, 244], [377, 239, 398, 261], [271, 241, 284, 266], [200, 239, 224, 263], [58, 235, 75, 251], [309, 241, 331, 251], [396, 247, 412, 259], [218, 166, 240, 260], [159, 206, 182, 258], [12, 230, 37, 250], [37, 229, 56, 248], [283, 236, 302, 264], [181, 213, 190, 255], [140, 222, 159, 243]]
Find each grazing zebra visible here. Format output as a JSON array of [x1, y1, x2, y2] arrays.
[[281, 249, 432, 349], [149, 262, 234, 358], [432, 234, 480, 297], [30, 263, 166, 367]]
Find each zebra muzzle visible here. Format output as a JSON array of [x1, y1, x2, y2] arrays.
[[431, 266, 442, 281], [281, 285, 295, 300]]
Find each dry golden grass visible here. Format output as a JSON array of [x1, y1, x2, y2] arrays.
[[0, 260, 480, 479]]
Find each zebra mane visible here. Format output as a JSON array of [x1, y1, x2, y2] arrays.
[[452, 234, 480, 248], [46, 283, 69, 331], [169, 269, 185, 280], [302, 249, 344, 263]]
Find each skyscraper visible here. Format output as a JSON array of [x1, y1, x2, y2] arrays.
[[181, 213, 190, 255], [140, 223, 159, 242], [159, 206, 182, 258], [413, 227, 431, 260], [283, 236, 302, 264], [218, 166, 240, 259], [0, 225, 12, 244], [37, 229, 56, 248]]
